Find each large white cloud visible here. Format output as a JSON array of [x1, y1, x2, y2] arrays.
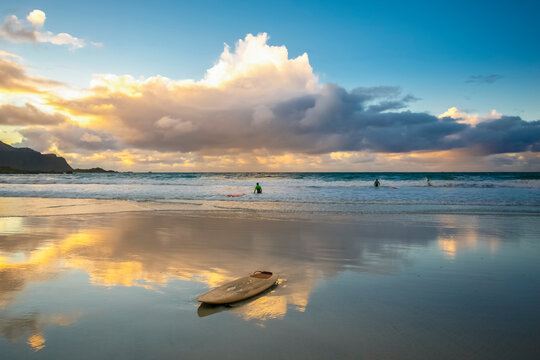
[[30, 33, 536, 159], [2, 33, 539, 170], [201, 33, 317, 92]]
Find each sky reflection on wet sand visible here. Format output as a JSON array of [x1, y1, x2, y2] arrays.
[[0, 211, 539, 359]]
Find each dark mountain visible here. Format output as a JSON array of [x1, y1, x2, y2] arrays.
[[73, 167, 116, 173], [0, 141, 73, 173]]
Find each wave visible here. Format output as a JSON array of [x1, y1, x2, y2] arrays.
[[0, 172, 539, 212], [1, 178, 538, 188]]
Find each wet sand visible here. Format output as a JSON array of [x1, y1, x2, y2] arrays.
[[1, 200, 539, 359]]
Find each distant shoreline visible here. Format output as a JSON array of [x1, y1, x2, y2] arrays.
[[1, 168, 539, 175]]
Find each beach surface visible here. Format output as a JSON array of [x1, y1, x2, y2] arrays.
[[1, 197, 539, 359]]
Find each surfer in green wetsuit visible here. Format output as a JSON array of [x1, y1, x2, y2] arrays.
[[254, 182, 262, 194], [374, 179, 380, 187]]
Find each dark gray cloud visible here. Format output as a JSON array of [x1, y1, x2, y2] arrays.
[[52, 82, 540, 156], [19, 124, 118, 153], [0, 15, 37, 42], [0, 103, 67, 126], [458, 116, 540, 154], [466, 74, 503, 84]]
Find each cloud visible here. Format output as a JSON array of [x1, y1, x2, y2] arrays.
[[201, 33, 317, 93], [39, 33, 538, 161], [466, 74, 503, 84], [0, 10, 95, 49], [0, 15, 37, 42], [27, 10, 45, 27], [19, 123, 118, 153], [0, 50, 22, 60], [0, 103, 67, 126], [90, 41, 104, 48], [2, 32, 539, 170], [458, 116, 540, 155], [438, 107, 501, 126], [36, 31, 85, 49], [0, 57, 64, 92]]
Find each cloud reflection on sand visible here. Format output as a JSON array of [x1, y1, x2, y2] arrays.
[[437, 215, 500, 259], [0, 312, 80, 352], [0, 214, 330, 328], [0, 211, 509, 352]]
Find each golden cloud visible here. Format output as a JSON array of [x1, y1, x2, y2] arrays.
[[1, 33, 538, 171]]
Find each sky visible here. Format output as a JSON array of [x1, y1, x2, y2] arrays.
[[0, 1, 539, 171]]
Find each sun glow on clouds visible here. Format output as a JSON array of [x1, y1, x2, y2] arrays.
[[0, 32, 539, 170], [439, 107, 502, 126], [85, 32, 316, 103], [201, 33, 317, 90], [89, 74, 145, 96]]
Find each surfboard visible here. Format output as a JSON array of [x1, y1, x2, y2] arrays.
[[226, 194, 246, 197], [197, 271, 278, 304], [197, 284, 277, 317]]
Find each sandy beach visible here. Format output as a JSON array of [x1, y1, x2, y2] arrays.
[[1, 0, 538, 358], [1, 198, 539, 359]]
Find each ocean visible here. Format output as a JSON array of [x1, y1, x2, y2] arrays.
[[1, 172, 539, 214], [1, 174, 540, 358]]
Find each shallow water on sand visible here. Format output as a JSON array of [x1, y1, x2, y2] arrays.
[[1, 172, 539, 214], [1, 210, 539, 359]]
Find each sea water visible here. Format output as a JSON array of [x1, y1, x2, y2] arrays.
[[0, 172, 539, 214]]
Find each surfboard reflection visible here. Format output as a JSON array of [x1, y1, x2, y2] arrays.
[[197, 282, 280, 318]]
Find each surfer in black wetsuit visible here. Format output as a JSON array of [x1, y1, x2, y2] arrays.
[[254, 182, 262, 194], [374, 179, 380, 187]]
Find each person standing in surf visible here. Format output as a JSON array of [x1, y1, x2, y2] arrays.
[[374, 179, 380, 187], [254, 182, 262, 194]]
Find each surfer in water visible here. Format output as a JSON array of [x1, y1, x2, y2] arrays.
[[426, 177, 432, 186], [254, 182, 262, 194], [374, 179, 380, 187]]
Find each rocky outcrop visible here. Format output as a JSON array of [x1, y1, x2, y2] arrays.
[[0, 141, 73, 173], [73, 167, 116, 173]]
